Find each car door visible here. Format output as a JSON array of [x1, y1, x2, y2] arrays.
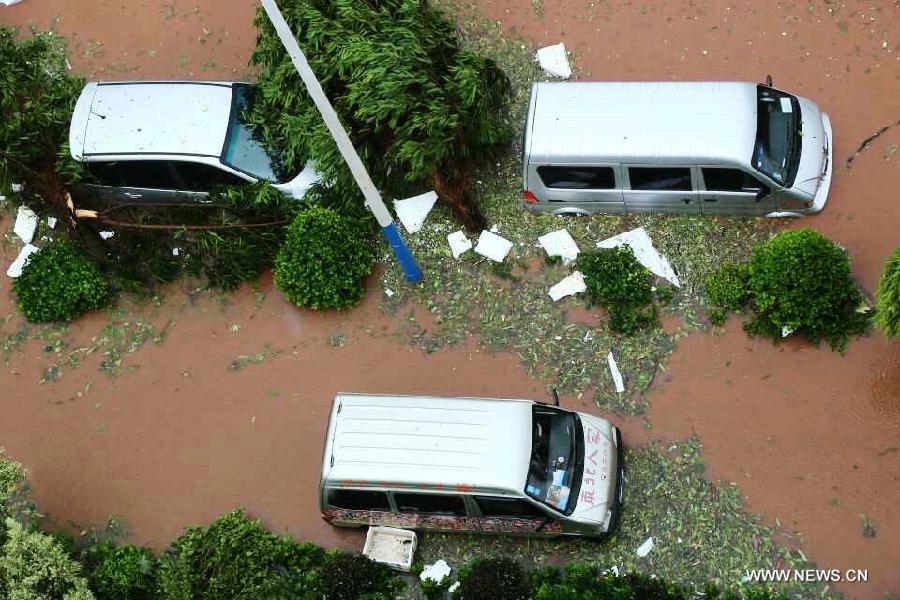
[[698, 167, 776, 216], [392, 492, 480, 532], [171, 161, 253, 198], [75, 160, 186, 208], [622, 166, 699, 214], [473, 495, 562, 536], [531, 165, 625, 214]]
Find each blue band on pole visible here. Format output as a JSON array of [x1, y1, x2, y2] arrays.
[[381, 222, 422, 283]]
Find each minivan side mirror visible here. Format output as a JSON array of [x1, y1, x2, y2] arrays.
[[765, 74, 773, 87], [755, 188, 770, 202], [551, 389, 560, 406]]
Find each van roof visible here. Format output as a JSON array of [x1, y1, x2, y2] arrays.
[[69, 81, 236, 161], [526, 81, 758, 166], [323, 394, 533, 495]]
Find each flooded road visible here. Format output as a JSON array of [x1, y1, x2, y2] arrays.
[[2, 0, 899, 597]]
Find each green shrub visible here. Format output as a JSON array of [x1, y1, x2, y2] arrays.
[[0, 455, 37, 543], [274, 206, 376, 310], [707, 262, 751, 310], [457, 557, 529, 600], [13, 240, 110, 323], [746, 229, 867, 350], [708, 306, 728, 327], [156, 510, 325, 599], [577, 247, 657, 335], [87, 544, 156, 600], [320, 552, 395, 600], [875, 247, 900, 338]]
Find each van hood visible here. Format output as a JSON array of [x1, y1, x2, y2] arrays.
[[570, 414, 616, 524], [791, 97, 828, 198]]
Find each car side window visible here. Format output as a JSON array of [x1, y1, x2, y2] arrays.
[[475, 496, 547, 519], [394, 492, 467, 516], [702, 168, 765, 193], [628, 167, 692, 191], [174, 162, 248, 192], [537, 166, 616, 190], [85, 161, 181, 189], [326, 489, 391, 511]]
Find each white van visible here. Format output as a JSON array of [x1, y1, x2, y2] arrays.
[[319, 393, 624, 538], [522, 81, 832, 217]]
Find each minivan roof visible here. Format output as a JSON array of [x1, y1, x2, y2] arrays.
[[526, 81, 758, 166], [323, 394, 533, 495], [69, 81, 236, 161]]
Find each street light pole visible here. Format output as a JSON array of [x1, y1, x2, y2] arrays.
[[260, 0, 422, 284]]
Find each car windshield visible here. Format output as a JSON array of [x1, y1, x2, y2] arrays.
[[753, 85, 801, 187], [525, 406, 582, 515], [221, 84, 283, 183]]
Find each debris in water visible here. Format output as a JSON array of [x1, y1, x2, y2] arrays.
[[548, 271, 586, 301], [99, 231, 115, 240], [636, 536, 654, 557], [13, 206, 38, 244], [538, 228, 580, 265], [394, 190, 438, 234], [420, 559, 452, 583], [607, 351, 625, 393], [384, 287, 395, 297], [474, 230, 513, 262], [7, 244, 39, 278], [597, 227, 680, 287], [447, 230, 473, 259], [46, 216, 57, 230], [537, 42, 572, 79]]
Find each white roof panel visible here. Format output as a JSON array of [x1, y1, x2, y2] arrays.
[[325, 394, 534, 494], [528, 81, 758, 166], [78, 81, 234, 158]]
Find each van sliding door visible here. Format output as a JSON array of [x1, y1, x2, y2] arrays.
[[623, 166, 699, 214]]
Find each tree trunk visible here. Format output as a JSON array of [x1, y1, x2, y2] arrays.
[[433, 170, 487, 233]]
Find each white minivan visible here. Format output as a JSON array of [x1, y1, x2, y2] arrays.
[[522, 81, 832, 217], [319, 393, 624, 538]]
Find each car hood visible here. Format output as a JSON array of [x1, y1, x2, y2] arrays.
[[570, 414, 616, 523], [791, 97, 828, 198]]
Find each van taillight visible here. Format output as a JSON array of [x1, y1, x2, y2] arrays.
[[523, 190, 538, 204]]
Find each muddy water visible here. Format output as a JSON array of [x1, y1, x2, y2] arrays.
[[2, 0, 899, 597]]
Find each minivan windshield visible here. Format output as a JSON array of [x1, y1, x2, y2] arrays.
[[221, 84, 285, 183], [753, 85, 801, 187], [526, 406, 583, 515]]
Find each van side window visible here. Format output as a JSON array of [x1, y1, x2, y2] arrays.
[[702, 168, 764, 192], [326, 489, 391, 511], [394, 493, 467, 516], [475, 496, 547, 519], [537, 166, 615, 189], [86, 161, 181, 189], [628, 167, 692, 191]]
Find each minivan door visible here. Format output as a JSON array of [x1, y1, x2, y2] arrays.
[[698, 167, 776, 216], [623, 166, 699, 214]]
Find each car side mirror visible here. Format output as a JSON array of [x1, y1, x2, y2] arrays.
[[765, 74, 773, 87], [551, 389, 560, 406]]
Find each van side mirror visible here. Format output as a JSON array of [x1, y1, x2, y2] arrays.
[[765, 74, 773, 87], [551, 389, 560, 406], [755, 188, 770, 202]]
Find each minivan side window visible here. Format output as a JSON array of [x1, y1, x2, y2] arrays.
[[537, 166, 615, 190], [174, 162, 248, 191], [394, 492, 467, 516], [702, 168, 765, 193], [628, 167, 692, 191], [86, 161, 181, 189], [326, 489, 391, 511], [475, 496, 547, 519]]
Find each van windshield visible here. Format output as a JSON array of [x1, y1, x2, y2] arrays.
[[526, 406, 583, 515], [753, 85, 801, 187]]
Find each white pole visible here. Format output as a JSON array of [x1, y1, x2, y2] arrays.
[[260, 0, 421, 282]]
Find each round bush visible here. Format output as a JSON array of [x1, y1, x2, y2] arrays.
[[875, 247, 900, 338], [13, 239, 110, 323], [457, 558, 530, 600], [747, 229, 867, 349], [706, 262, 750, 310], [88, 544, 156, 600], [577, 247, 656, 335], [320, 553, 394, 600], [274, 207, 376, 310]]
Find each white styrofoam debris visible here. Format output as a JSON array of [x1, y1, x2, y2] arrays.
[[607, 351, 625, 393], [6, 244, 39, 278], [781, 325, 794, 338], [0, 0, 24, 6], [10, 183, 23, 192], [449, 582, 460, 593], [609, 565, 621, 576], [394, 190, 438, 234], [474, 230, 513, 262], [172, 247, 180, 256], [548, 271, 586, 301], [489, 224, 499, 233], [597, 226, 681, 287], [447, 230, 472, 259], [583, 330, 593, 343], [46, 216, 57, 229], [420, 559, 451, 584], [363, 526, 417, 571], [384, 287, 395, 297], [636, 537, 655, 557], [536, 43, 572, 79], [99, 231, 115, 240], [538, 229, 580, 265], [13, 206, 38, 244]]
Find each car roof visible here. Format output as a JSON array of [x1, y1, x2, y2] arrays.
[[324, 393, 534, 495], [69, 81, 238, 161], [526, 81, 758, 167]]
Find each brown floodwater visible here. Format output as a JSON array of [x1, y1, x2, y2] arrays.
[[2, 0, 899, 598]]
